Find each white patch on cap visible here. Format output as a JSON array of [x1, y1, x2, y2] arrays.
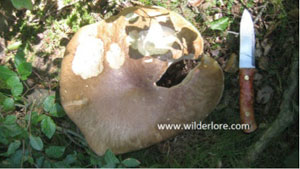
[[125, 12, 139, 22], [144, 58, 153, 63], [64, 98, 88, 107], [106, 43, 125, 69], [136, 21, 178, 56], [72, 36, 104, 79]]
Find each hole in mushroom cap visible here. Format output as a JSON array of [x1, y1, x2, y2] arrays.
[[156, 59, 199, 88]]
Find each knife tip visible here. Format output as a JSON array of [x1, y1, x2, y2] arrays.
[[242, 9, 251, 16]]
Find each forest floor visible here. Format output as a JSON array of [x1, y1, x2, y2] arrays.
[[0, 0, 299, 167]]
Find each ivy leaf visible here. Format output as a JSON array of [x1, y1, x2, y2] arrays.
[[45, 146, 65, 159], [122, 158, 141, 167], [208, 17, 230, 31], [10, 0, 33, 10], [41, 116, 56, 139], [29, 135, 43, 151], [2, 98, 15, 111]]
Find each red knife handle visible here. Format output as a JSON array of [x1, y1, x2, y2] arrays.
[[239, 68, 257, 133]]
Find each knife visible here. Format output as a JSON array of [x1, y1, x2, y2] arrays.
[[239, 9, 257, 133]]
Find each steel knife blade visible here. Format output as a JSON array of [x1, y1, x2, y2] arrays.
[[240, 9, 255, 68], [239, 9, 257, 133]]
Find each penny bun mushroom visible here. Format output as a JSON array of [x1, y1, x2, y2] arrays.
[[60, 6, 224, 155]]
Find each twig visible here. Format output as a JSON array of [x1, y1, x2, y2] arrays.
[[20, 140, 25, 168], [244, 52, 298, 165], [179, 3, 187, 18], [32, 70, 43, 81], [26, 100, 36, 132], [56, 126, 87, 147], [227, 31, 239, 37], [65, 131, 84, 147], [254, 2, 269, 24]]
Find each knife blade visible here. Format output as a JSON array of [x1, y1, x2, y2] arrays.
[[239, 9, 257, 133]]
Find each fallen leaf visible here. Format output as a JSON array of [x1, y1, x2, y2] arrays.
[[188, 0, 204, 7], [224, 53, 238, 73]]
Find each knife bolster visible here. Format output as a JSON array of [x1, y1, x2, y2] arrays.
[[239, 68, 257, 133]]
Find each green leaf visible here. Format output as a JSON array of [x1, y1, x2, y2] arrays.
[[208, 17, 230, 31], [0, 66, 17, 81], [41, 116, 56, 139], [7, 140, 21, 156], [9, 150, 23, 167], [90, 155, 103, 167], [43, 159, 52, 168], [0, 92, 6, 103], [1, 140, 21, 156], [17, 62, 32, 80], [50, 103, 65, 117], [43, 96, 65, 117], [6, 76, 20, 88], [10, 82, 23, 97], [0, 130, 9, 145], [7, 41, 22, 51], [37, 114, 48, 122], [3, 115, 17, 125], [122, 158, 141, 167], [36, 156, 45, 168], [63, 154, 77, 165], [2, 98, 15, 111], [43, 96, 55, 112], [6, 76, 23, 97], [10, 0, 33, 10], [104, 149, 119, 166], [29, 135, 43, 151], [14, 48, 32, 80], [14, 49, 26, 67], [45, 146, 65, 159], [25, 111, 39, 125], [102, 163, 117, 168], [2, 123, 25, 138], [53, 161, 69, 168]]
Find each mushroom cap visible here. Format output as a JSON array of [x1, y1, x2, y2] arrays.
[[60, 6, 224, 155]]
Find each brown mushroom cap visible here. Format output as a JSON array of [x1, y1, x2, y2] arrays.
[[60, 6, 224, 155]]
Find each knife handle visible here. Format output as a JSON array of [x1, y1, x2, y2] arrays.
[[239, 68, 257, 133]]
